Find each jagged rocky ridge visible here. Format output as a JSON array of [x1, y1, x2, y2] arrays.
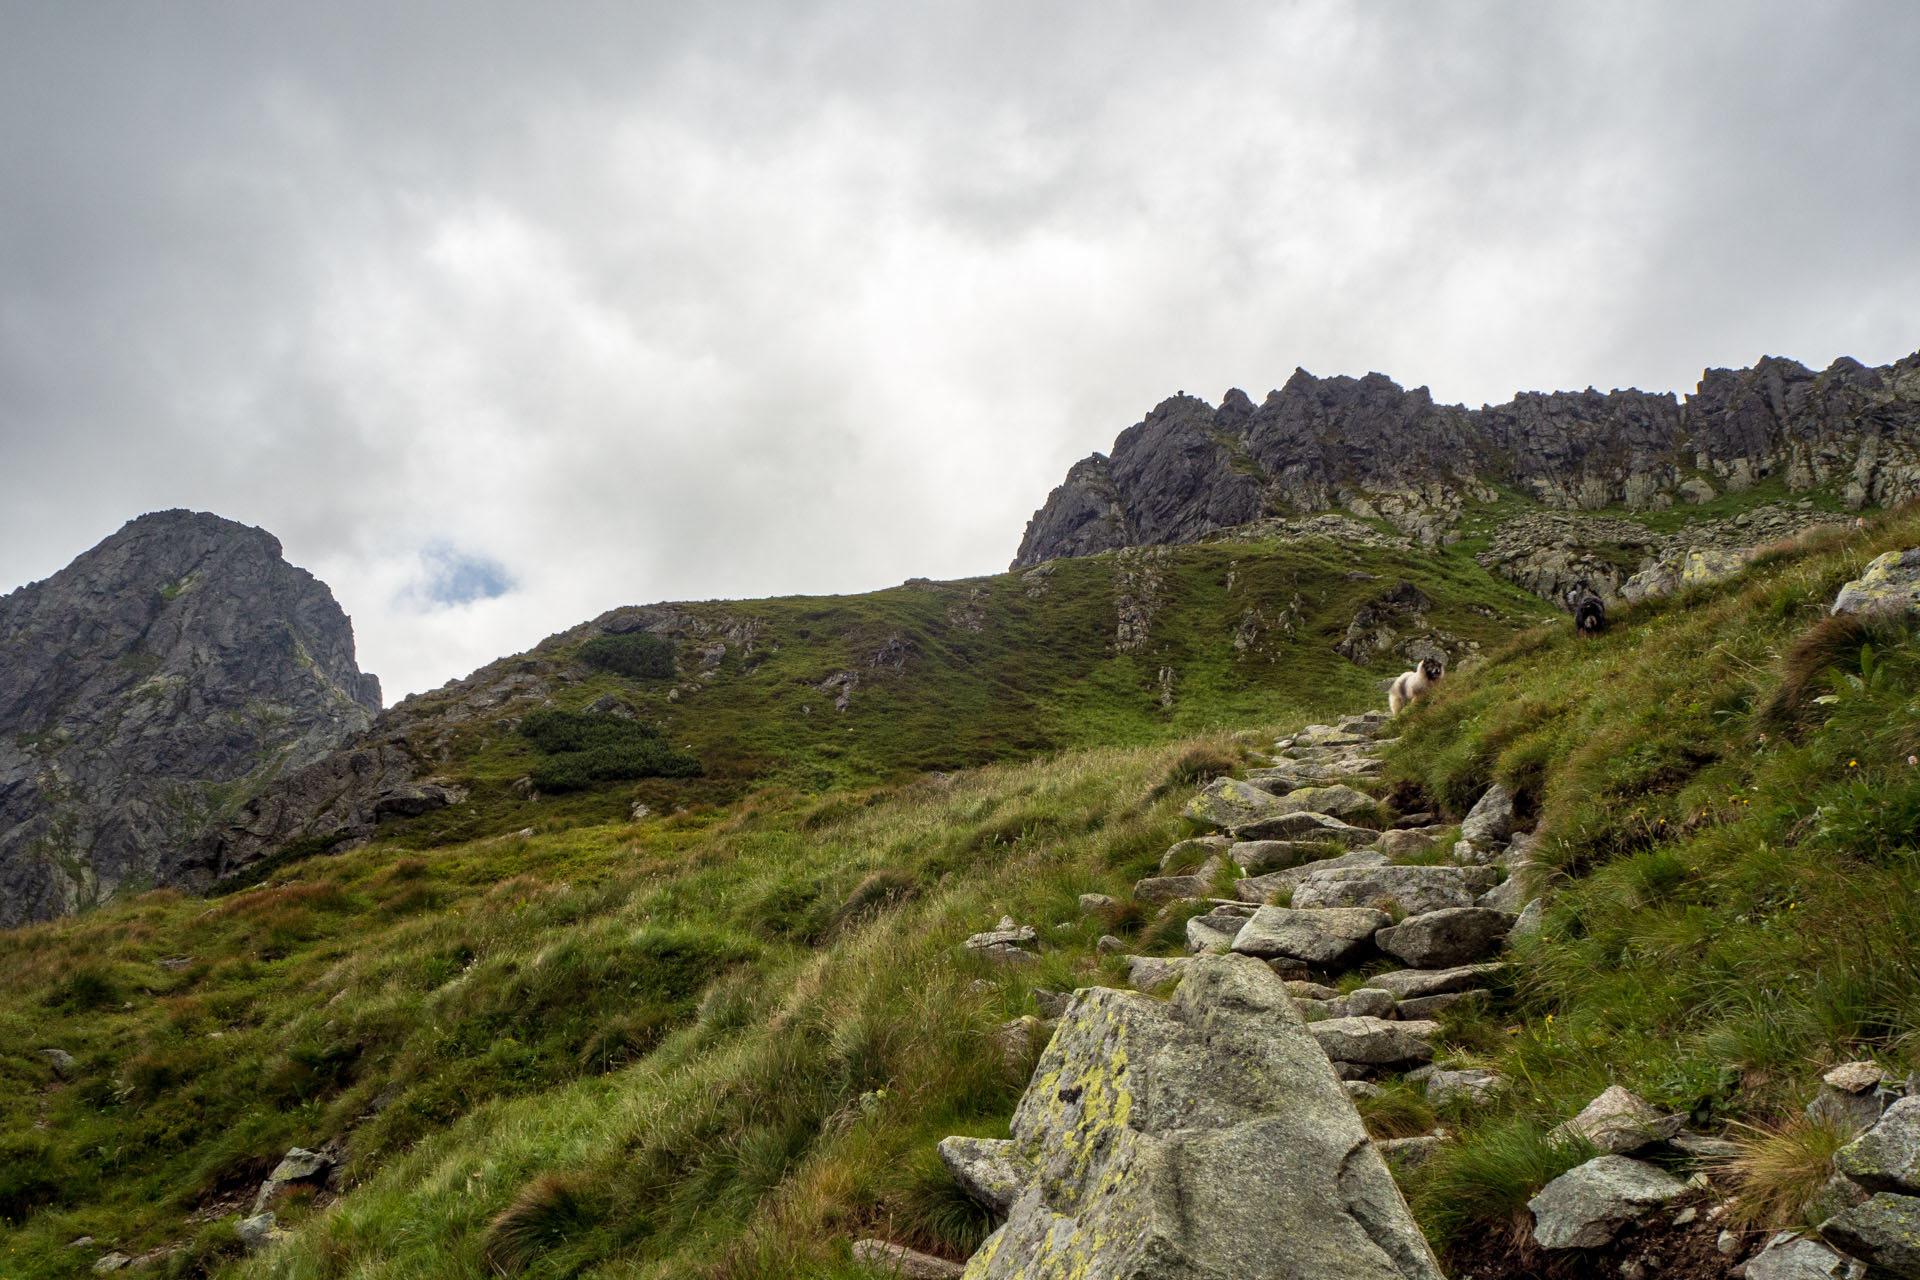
[[1014, 352, 1920, 569], [0, 511, 381, 925]]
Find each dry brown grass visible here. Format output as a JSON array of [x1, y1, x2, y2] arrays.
[[1716, 1113, 1851, 1234]]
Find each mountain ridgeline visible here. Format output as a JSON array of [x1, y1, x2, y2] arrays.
[[0, 511, 380, 926], [1014, 351, 1920, 567], [5, 349, 1916, 928]]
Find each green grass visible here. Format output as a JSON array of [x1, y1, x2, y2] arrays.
[[6, 502, 1920, 1275], [371, 534, 1545, 845], [1378, 500, 1920, 1253], [0, 737, 1280, 1277]]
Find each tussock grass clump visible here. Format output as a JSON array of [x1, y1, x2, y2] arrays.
[[1148, 741, 1242, 800], [1717, 1114, 1851, 1234], [833, 869, 917, 931], [482, 1172, 601, 1274], [1757, 612, 1908, 734]]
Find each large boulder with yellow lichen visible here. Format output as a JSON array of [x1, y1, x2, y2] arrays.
[[1833, 548, 1920, 618], [958, 953, 1444, 1280]]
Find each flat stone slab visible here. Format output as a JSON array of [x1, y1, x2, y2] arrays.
[[1183, 777, 1295, 832], [963, 954, 1446, 1280], [937, 1136, 1026, 1214], [1230, 839, 1340, 874], [1307, 1016, 1439, 1067], [1230, 905, 1389, 967], [853, 1240, 964, 1278], [1291, 865, 1485, 916], [1233, 852, 1390, 903], [1368, 963, 1506, 1000], [1231, 811, 1380, 845], [1251, 784, 1379, 818]]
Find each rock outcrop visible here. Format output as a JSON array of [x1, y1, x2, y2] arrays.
[[1013, 352, 1920, 570], [957, 953, 1445, 1279], [0, 511, 381, 924]]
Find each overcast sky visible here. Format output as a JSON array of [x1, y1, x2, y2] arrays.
[[3, 2, 1918, 701]]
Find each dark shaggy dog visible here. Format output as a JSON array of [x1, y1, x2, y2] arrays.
[[1565, 585, 1607, 636]]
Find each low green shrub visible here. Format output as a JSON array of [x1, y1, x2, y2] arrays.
[[579, 631, 676, 679], [519, 709, 702, 792]]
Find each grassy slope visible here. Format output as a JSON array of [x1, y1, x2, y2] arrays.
[[0, 533, 1538, 1278], [370, 535, 1546, 845], [5, 498, 1917, 1276], [1390, 504, 1920, 1247]]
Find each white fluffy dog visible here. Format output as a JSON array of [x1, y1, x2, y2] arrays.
[[1388, 656, 1445, 716]]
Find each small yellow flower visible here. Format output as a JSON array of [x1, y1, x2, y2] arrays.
[[1849, 760, 1859, 768]]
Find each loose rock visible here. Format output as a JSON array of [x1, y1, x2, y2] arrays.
[[1837, 1096, 1920, 1193], [1551, 1086, 1686, 1155], [1424, 1069, 1503, 1107], [1744, 1231, 1861, 1280], [850, 1239, 964, 1279], [964, 954, 1446, 1279], [1369, 962, 1507, 1000], [1158, 835, 1231, 873], [1821, 1192, 1920, 1277], [1376, 1134, 1448, 1172], [1832, 548, 1920, 618], [253, 1147, 334, 1213], [1307, 1016, 1439, 1067], [936, 1136, 1024, 1214], [1375, 907, 1512, 968], [1231, 905, 1390, 967], [1528, 1155, 1689, 1250], [1186, 903, 1258, 954], [1125, 955, 1191, 991], [1459, 783, 1519, 847], [1291, 865, 1489, 916], [1396, 990, 1488, 1021], [1809, 1081, 1890, 1135]]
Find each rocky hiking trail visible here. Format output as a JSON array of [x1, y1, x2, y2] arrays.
[[856, 700, 1920, 1279]]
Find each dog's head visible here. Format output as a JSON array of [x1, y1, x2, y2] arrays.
[[1420, 656, 1445, 682]]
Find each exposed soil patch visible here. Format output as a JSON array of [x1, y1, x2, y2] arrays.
[[1445, 1193, 1741, 1280]]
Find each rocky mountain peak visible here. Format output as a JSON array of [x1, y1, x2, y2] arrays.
[[1013, 351, 1920, 569], [0, 509, 381, 924]]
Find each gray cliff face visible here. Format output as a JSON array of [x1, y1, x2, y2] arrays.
[[0, 510, 381, 924], [1013, 352, 1920, 568]]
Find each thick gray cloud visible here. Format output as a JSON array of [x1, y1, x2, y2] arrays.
[[2, 1, 1917, 697]]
